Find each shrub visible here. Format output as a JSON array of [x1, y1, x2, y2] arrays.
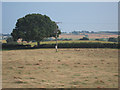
[[36, 42, 118, 48], [118, 36, 120, 43], [108, 37, 117, 42], [80, 37, 89, 40], [95, 39, 100, 41], [2, 43, 31, 50], [6, 37, 14, 43], [2, 41, 118, 49]]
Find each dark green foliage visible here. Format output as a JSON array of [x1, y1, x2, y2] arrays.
[[108, 37, 117, 42], [62, 38, 72, 41], [6, 37, 14, 43], [118, 36, 120, 42], [2, 43, 31, 50], [95, 38, 108, 41], [72, 31, 80, 35], [42, 38, 72, 41], [2, 42, 118, 50], [118, 36, 120, 48], [11, 13, 61, 46], [34, 42, 118, 48], [58, 43, 118, 48], [80, 37, 89, 40], [95, 39, 100, 41]]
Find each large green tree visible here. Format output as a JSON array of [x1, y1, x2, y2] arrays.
[[11, 13, 61, 46]]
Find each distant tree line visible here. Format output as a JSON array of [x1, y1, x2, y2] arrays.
[[71, 31, 119, 35], [2, 42, 119, 50], [3, 36, 119, 50], [6, 36, 120, 44]]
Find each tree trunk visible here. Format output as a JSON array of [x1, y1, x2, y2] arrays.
[[37, 41, 40, 46]]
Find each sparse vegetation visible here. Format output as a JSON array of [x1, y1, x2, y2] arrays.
[[2, 48, 118, 88], [15, 80, 27, 84]]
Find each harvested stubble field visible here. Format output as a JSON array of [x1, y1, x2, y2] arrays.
[[59, 34, 118, 39], [2, 48, 118, 88]]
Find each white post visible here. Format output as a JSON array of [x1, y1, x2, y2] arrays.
[[55, 45, 57, 52], [55, 31, 58, 52], [55, 22, 61, 52]]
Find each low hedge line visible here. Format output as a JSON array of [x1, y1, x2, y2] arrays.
[[2, 42, 119, 50], [38, 43, 119, 48], [2, 43, 31, 50]]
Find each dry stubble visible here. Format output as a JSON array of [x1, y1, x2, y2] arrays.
[[2, 48, 118, 88]]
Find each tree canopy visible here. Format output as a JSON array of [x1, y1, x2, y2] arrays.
[[11, 13, 61, 46], [108, 37, 117, 42]]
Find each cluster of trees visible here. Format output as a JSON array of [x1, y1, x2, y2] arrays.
[[79, 37, 120, 42], [11, 13, 61, 46], [108, 36, 120, 42], [98, 31, 119, 35], [79, 37, 89, 40], [71, 31, 92, 35], [71, 31, 119, 35], [6, 37, 14, 43], [108, 37, 117, 42]]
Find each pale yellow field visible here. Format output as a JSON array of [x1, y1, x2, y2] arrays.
[[2, 48, 118, 88], [59, 34, 118, 39], [26, 40, 116, 47]]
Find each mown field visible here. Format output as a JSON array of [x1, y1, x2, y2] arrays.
[[2, 48, 118, 88]]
